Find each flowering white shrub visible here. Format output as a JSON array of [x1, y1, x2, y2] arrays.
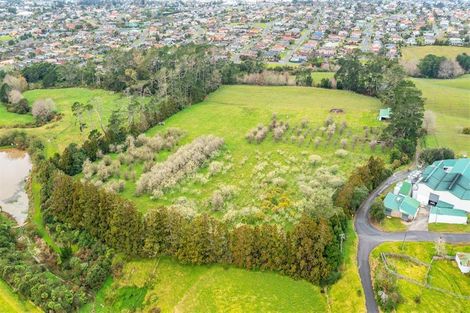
[[136, 135, 224, 195], [335, 149, 348, 158], [308, 154, 322, 166], [246, 124, 268, 144]]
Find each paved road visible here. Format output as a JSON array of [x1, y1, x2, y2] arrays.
[[354, 170, 470, 313]]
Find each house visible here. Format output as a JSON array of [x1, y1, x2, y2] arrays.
[[378, 108, 391, 121], [455, 253, 470, 273], [383, 192, 420, 221], [413, 159, 470, 212]]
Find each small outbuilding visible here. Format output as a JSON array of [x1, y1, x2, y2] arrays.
[[456, 253, 470, 273], [384, 192, 420, 221], [378, 108, 391, 121]]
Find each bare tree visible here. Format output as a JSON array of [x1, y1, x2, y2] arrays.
[[423, 110, 436, 135]]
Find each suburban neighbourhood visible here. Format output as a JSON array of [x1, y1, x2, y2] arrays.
[[1, 0, 469, 68]]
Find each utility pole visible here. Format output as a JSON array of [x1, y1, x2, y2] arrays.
[[401, 231, 407, 251]]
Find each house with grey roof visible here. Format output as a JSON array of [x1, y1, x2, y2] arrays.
[[414, 159, 470, 213]]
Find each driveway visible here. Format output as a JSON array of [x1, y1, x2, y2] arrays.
[[354, 170, 470, 313]]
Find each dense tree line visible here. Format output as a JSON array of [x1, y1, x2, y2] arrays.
[[335, 54, 425, 161], [335, 54, 405, 97], [334, 157, 391, 215], [418, 148, 455, 165], [417, 54, 464, 78], [45, 170, 347, 286]]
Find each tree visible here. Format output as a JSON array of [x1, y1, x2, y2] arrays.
[[456, 53, 470, 71], [419, 148, 454, 165], [417, 54, 445, 78], [383, 80, 424, 157], [437, 59, 464, 78], [52, 143, 86, 176], [32, 98, 56, 123], [369, 201, 385, 222]]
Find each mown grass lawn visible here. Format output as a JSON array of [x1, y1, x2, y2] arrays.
[[412, 75, 470, 155], [0, 88, 134, 156], [0, 104, 35, 127], [109, 85, 387, 213], [81, 257, 327, 313], [401, 46, 470, 63], [0, 279, 42, 313], [371, 242, 470, 313], [428, 221, 470, 233], [375, 217, 408, 232]]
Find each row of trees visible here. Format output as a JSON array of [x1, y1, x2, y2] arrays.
[[45, 170, 347, 286], [416, 54, 464, 79], [334, 157, 391, 215]]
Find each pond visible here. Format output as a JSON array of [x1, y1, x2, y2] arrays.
[[0, 149, 32, 225]]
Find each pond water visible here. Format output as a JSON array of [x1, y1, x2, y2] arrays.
[[0, 149, 32, 225]]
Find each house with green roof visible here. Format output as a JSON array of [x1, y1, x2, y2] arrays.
[[378, 108, 391, 121], [383, 192, 420, 221], [414, 158, 470, 213], [456, 252, 470, 273]]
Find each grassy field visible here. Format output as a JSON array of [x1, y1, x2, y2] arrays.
[[0, 88, 134, 156], [401, 46, 470, 62], [374, 217, 408, 232], [412, 74, 470, 155], [0, 35, 13, 42], [428, 222, 470, 233], [371, 242, 470, 312], [0, 279, 41, 313], [84, 85, 387, 218], [0, 105, 35, 127], [81, 257, 327, 313]]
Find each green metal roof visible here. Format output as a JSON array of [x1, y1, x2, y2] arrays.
[[383, 192, 419, 217], [384, 193, 400, 211], [399, 181, 412, 196], [379, 108, 391, 119], [422, 158, 470, 200], [435, 200, 454, 209], [400, 196, 420, 216], [430, 207, 468, 217]]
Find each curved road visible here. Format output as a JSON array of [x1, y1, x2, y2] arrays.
[[354, 170, 470, 313]]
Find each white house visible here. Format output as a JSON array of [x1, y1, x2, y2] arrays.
[[414, 159, 470, 212], [456, 253, 470, 274]]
